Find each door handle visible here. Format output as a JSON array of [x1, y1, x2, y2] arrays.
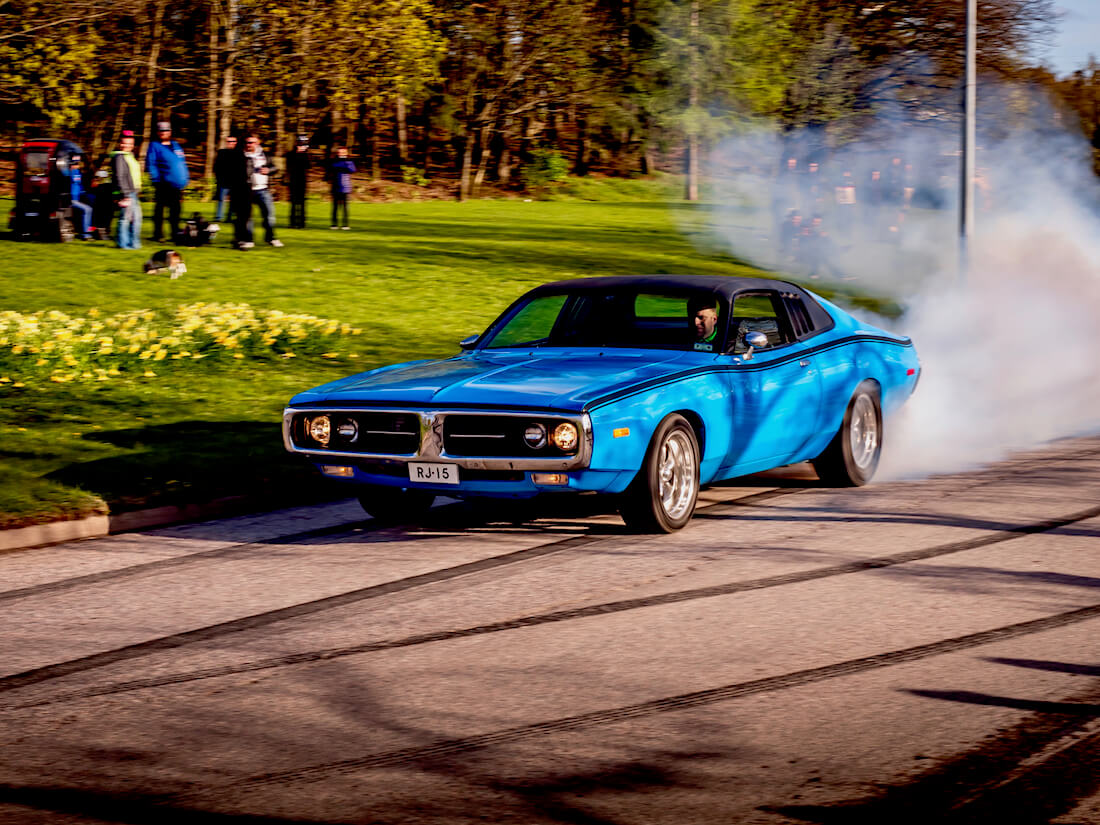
[[799, 359, 811, 367]]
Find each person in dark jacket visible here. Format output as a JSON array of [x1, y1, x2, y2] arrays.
[[220, 135, 252, 249], [212, 135, 237, 222], [111, 131, 143, 250], [328, 146, 355, 230], [89, 154, 114, 240], [145, 120, 190, 242], [286, 135, 310, 228]]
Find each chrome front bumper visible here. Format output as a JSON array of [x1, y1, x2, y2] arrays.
[[282, 407, 593, 471]]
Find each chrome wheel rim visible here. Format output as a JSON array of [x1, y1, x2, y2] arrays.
[[849, 394, 879, 470], [657, 430, 697, 520]]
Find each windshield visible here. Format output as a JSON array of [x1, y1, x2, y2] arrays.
[[24, 151, 49, 176], [482, 289, 728, 352]]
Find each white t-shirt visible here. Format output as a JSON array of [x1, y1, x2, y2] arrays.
[[246, 150, 269, 191]]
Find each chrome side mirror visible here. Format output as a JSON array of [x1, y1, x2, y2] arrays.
[[743, 331, 768, 360], [459, 334, 479, 350]]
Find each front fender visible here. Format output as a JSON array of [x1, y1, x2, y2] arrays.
[[586, 371, 731, 490]]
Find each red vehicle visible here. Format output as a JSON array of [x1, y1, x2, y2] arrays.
[[11, 138, 83, 241]]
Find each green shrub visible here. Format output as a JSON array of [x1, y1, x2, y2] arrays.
[[522, 149, 570, 195], [401, 166, 430, 187]]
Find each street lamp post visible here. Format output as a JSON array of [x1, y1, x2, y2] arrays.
[[959, 0, 977, 281]]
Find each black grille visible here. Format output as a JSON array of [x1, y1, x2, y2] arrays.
[[295, 411, 420, 455], [442, 415, 577, 457]]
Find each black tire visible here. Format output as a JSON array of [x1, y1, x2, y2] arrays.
[[619, 414, 700, 533], [357, 486, 436, 522], [812, 381, 882, 486]]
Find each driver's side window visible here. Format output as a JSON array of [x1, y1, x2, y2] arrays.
[[728, 293, 790, 354]]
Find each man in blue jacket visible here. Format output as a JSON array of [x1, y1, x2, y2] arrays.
[[145, 120, 189, 242]]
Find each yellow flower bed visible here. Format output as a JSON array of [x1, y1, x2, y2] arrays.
[[0, 303, 362, 384]]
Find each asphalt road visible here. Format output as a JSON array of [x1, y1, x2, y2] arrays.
[[1, 436, 1099, 825]]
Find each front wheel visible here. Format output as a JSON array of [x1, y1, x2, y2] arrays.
[[619, 414, 700, 533], [812, 382, 882, 486], [357, 486, 436, 523]]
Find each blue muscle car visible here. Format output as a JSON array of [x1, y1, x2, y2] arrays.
[[283, 275, 920, 532]]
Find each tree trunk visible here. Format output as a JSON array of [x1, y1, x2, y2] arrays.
[[296, 2, 313, 133], [218, 0, 238, 143], [139, 0, 168, 162], [204, 7, 219, 182], [395, 93, 408, 166], [471, 123, 494, 196], [369, 115, 380, 180], [573, 116, 588, 176], [458, 132, 474, 201], [498, 121, 513, 185], [684, 0, 700, 201], [275, 100, 286, 172], [418, 98, 434, 172]]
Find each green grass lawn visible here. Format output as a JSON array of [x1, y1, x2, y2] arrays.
[[0, 192, 893, 529]]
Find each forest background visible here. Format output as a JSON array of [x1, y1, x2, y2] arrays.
[[2, 0, 1098, 200]]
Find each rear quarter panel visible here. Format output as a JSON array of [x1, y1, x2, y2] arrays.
[[808, 298, 920, 459]]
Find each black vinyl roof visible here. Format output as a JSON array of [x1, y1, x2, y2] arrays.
[[533, 274, 796, 301], [528, 274, 834, 333]]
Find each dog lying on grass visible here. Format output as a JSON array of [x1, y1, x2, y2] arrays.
[[143, 249, 187, 279]]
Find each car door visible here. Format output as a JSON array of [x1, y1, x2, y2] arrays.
[[719, 291, 823, 472]]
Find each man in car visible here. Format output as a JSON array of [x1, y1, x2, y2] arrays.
[[689, 295, 720, 350]]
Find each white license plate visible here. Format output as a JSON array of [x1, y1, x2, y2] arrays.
[[408, 463, 459, 485]]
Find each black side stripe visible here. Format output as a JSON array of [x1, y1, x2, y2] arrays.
[[585, 334, 915, 411]]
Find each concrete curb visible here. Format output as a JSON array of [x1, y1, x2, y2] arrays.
[[0, 495, 263, 553], [0, 515, 111, 552]]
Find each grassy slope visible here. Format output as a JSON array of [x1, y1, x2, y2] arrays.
[[0, 193, 880, 529]]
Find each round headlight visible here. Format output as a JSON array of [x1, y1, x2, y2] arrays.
[[523, 423, 547, 449], [336, 419, 358, 442], [550, 422, 579, 452], [308, 415, 331, 446]]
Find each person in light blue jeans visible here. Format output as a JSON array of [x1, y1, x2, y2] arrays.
[[110, 131, 143, 250], [242, 135, 282, 247], [117, 200, 143, 250]]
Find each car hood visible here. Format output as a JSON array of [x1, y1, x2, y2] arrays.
[[294, 350, 701, 412]]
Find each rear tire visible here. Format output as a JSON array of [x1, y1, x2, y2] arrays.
[[812, 382, 882, 486], [619, 414, 700, 533], [357, 486, 436, 523]]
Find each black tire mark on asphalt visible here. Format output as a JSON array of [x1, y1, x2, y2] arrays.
[[0, 485, 800, 608], [766, 677, 1100, 823], [0, 516, 383, 606], [0, 533, 602, 694], [0, 488, 800, 697], [11, 501, 1100, 711], [185, 598, 1100, 795]]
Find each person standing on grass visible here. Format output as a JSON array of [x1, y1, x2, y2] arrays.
[[111, 131, 142, 250], [286, 135, 310, 228], [212, 135, 237, 223], [224, 134, 252, 249], [243, 133, 283, 248], [145, 121, 189, 243], [328, 146, 355, 230], [68, 154, 94, 240]]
